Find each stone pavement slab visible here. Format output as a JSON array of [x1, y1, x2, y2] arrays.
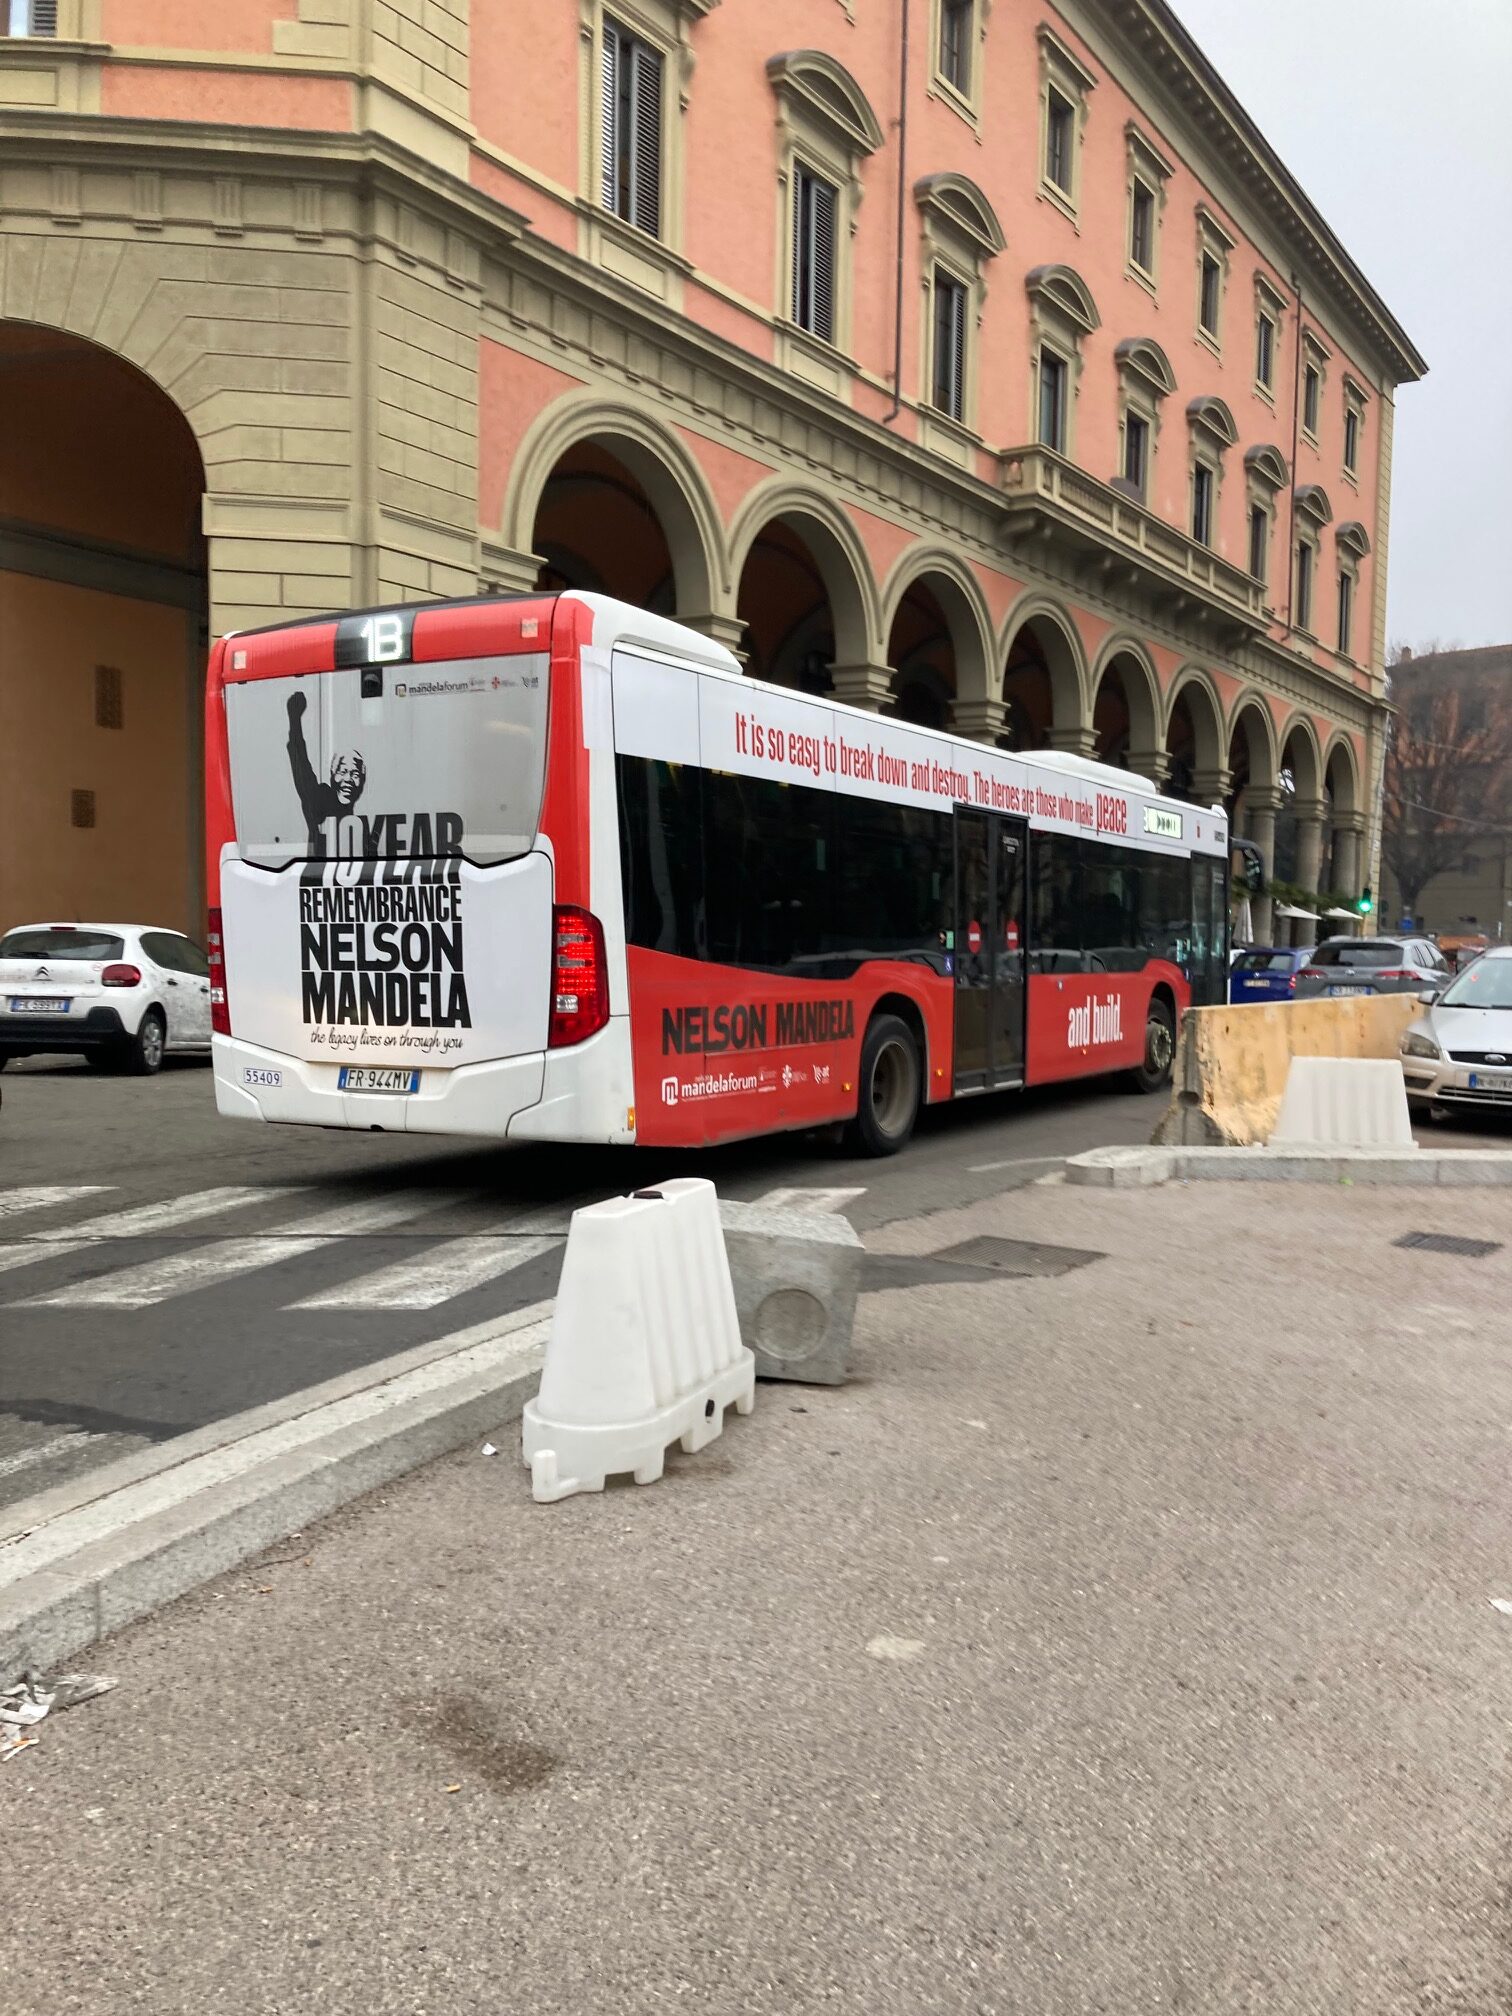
[[5, 1181, 1512, 2016]]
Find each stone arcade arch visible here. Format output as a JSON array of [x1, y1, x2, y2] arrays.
[[0, 322, 207, 935], [998, 598, 1088, 753], [880, 549, 995, 735], [728, 483, 882, 702]]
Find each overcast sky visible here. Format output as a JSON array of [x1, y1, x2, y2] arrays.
[[1168, 0, 1512, 651]]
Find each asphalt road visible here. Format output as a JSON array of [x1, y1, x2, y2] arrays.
[[3, 1051, 1505, 1518], [0, 1052, 1178, 1516]]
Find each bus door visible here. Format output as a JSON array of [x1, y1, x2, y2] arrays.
[[952, 809, 1027, 1092]]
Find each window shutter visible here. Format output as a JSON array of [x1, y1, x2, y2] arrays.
[[629, 41, 662, 237], [949, 286, 965, 419], [600, 25, 620, 211], [810, 175, 836, 343]]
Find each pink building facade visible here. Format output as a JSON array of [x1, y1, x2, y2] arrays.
[[0, 0, 1423, 938]]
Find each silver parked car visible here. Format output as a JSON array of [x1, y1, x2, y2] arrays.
[[1293, 935, 1452, 1000], [1400, 946, 1512, 1115]]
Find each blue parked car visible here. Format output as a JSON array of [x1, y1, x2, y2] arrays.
[[1228, 945, 1312, 1003]]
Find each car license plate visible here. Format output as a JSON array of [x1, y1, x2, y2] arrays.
[[10, 996, 70, 1013], [338, 1066, 420, 1094], [1328, 985, 1367, 997], [1469, 1072, 1512, 1093]]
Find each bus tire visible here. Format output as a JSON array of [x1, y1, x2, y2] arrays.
[[848, 1014, 921, 1157], [1128, 997, 1175, 1094]]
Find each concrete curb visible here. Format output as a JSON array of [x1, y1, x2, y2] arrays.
[[1068, 1145, 1512, 1188], [0, 1304, 551, 1685]]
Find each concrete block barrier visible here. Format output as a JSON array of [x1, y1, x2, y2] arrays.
[[1271, 1056, 1414, 1148], [522, 1178, 756, 1502], [1153, 994, 1421, 1147], [718, 1200, 863, 1386]]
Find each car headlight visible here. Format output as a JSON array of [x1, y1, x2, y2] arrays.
[[1402, 1032, 1440, 1060]]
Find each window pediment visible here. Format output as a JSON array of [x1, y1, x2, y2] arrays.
[[1115, 336, 1176, 398], [914, 172, 1005, 260], [1186, 395, 1237, 447], [1026, 263, 1099, 336], [766, 50, 884, 158], [1295, 482, 1333, 525], [1244, 442, 1289, 489], [1337, 519, 1371, 558]]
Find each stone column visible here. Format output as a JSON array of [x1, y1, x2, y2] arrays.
[[1191, 766, 1232, 810], [1245, 786, 1282, 943], [1125, 747, 1172, 791], [1331, 816, 1363, 904], [952, 698, 1007, 744], [1048, 723, 1097, 757], [679, 611, 749, 659], [1293, 796, 1327, 945], [829, 663, 896, 711]]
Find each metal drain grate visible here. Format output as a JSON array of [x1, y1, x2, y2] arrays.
[[1393, 1230, 1503, 1259], [928, 1235, 1104, 1278]]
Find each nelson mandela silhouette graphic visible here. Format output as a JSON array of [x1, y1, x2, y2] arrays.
[[286, 690, 365, 854]]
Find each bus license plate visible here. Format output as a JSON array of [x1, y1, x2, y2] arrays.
[[338, 1067, 420, 1094], [11, 996, 70, 1013], [1469, 1072, 1512, 1093]]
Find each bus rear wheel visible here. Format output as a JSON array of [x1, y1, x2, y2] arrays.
[[1129, 998, 1175, 1094], [848, 1013, 921, 1157]]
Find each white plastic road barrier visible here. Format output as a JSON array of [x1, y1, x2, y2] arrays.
[[1270, 1056, 1415, 1149], [521, 1177, 755, 1503]]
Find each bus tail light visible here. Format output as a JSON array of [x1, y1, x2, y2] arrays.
[[101, 964, 142, 988], [549, 905, 609, 1048], [208, 907, 231, 1036]]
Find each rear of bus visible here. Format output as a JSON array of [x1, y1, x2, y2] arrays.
[[206, 593, 635, 1142]]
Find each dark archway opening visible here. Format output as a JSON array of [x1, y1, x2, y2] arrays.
[[530, 441, 676, 612], [0, 322, 206, 934], [886, 578, 957, 729]]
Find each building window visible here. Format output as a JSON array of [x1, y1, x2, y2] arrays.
[[600, 18, 663, 238], [1337, 570, 1354, 656], [938, 0, 972, 95], [932, 268, 966, 420], [1248, 503, 1268, 583], [1343, 404, 1360, 474], [1295, 538, 1314, 631], [1129, 179, 1154, 274], [1191, 461, 1215, 546], [1038, 348, 1068, 451], [1255, 310, 1275, 391], [1045, 89, 1074, 192], [1198, 253, 1221, 337], [1123, 410, 1149, 497], [791, 166, 837, 344], [1303, 362, 1321, 435], [6, 0, 58, 31]]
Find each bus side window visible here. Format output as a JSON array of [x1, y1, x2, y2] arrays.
[[617, 756, 704, 959], [1029, 833, 1084, 975]]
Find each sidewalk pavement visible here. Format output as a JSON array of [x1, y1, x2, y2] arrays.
[[6, 1177, 1512, 2016]]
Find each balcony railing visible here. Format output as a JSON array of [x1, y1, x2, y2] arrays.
[[997, 445, 1266, 629]]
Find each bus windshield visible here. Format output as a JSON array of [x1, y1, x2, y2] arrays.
[[224, 655, 549, 870]]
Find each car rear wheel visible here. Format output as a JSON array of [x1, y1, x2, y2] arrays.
[[125, 1010, 166, 1077], [1128, 998, 1175, 1095], [846, 1013, 921, 1157]]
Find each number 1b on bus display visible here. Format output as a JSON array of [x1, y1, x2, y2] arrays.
[[204, 592, 1227, 1155]]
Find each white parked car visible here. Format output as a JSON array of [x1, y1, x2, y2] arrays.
[[1400, 944, 1512, 1117], [0, 922, 212, 1075]]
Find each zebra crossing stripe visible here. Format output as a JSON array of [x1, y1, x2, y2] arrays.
[[26, 1185, 311, 1243], [0, 1238, 92, 1277], [17, 1235, 335, 1309], [0, 1186, 114, 1220], [282, 1191, 455, 1238], [752, 1186, 866, 1215], [288, 1234, 562, 1310], [0, 1428, 106, 1481]]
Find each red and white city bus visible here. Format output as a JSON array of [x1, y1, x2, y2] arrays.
[[206, 592, 1227, 1155]]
